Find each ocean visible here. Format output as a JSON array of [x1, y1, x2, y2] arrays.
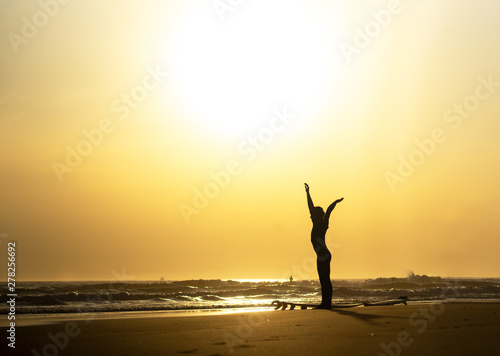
[[2, 275, 499, 316]]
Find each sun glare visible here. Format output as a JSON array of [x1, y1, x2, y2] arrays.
[[169, 1, 335, 139]]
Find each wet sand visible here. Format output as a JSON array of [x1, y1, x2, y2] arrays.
[[9, 302, 500, 355]]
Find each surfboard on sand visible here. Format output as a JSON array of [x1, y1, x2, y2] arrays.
[[271, 296, 408, 310], [362, 296, 408, 306], [271, 300, 362, 310]]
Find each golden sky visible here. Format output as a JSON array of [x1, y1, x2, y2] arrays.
[[1, 0, 499, 281]]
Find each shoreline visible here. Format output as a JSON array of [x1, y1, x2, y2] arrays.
[[2, 307, 271, 327], [3, 299, 500, 327], [6, 302, 499, 355]]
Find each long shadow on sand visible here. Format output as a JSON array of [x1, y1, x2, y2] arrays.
[[330, 308, 408, 325]]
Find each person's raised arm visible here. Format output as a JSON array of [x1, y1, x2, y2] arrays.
[[324, 197, 344, 223], [305, 183, 314, 214]]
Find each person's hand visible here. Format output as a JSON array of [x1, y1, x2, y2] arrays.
[[335, 197, 344, 204], [304, 183, 309, 192]]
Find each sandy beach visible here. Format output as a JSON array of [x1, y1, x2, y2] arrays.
[[8, 302, 500, 356]]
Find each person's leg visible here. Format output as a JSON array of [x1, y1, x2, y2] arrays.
[[316, 258, 332, 308], [321, 261, 332, 306]]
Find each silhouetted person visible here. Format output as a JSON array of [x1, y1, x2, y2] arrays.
[[304, 183, 343, 309]]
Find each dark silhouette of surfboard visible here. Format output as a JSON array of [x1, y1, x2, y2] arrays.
[[271, 296, 408, 310]]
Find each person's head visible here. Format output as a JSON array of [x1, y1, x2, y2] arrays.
[[312, 206, 325, 220]]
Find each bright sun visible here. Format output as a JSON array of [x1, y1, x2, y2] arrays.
[[169, 1, 335, 139]]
